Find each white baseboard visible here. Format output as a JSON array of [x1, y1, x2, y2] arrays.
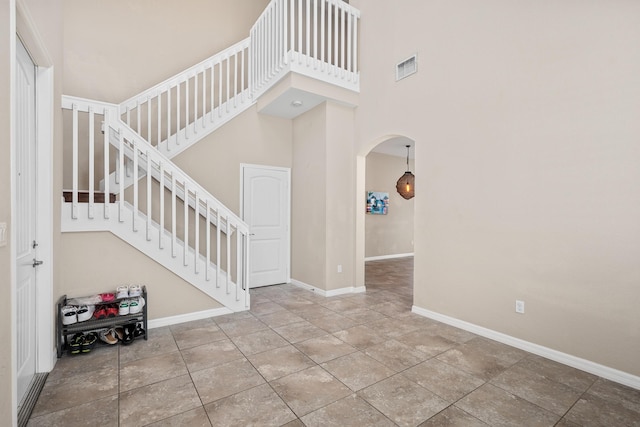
[[290, 279, 366, 297], [365, 253, 414, 262], [148, 307, 233, 329], [412, 305, 640, 391]]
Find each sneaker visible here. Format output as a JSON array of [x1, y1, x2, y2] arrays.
[[129, 297, 145, 314], [105, 304, 119, 318], [119, 300, 130, 316], [76, 305, 95, 322], [100, 292, 115, 302], [68, 333, 84, 355], [116, 285, 129, 299], [128, 284, 142, 297], [81, 332, 98, 353], [61, 306, 78, 325], [93, 306, 107, 319]]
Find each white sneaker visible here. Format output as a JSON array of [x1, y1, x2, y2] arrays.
[[61, 305, 78, 325], [118, 300, 130, 316], [128, 284, 142, 297], [116, 285, 129, 299], [76, 305, 95, 322], [129, 297, 145, 314]]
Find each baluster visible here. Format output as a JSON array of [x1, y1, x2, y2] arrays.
[[185, 78, 190, 140], [176, 83, 181, 145], [118, 131, 125, 222], [218, 60, 223, 117], [306, 0, 310, 65], [194, 73, 198, 134], [216, 212, 221, 288], [236, 224, 241, 301], [136, 100, 141, 135], [88, 106, 95, 219], [147, 96, 152, 145], [194, 191, 199, 274], [341, 6, 346, 76], [210, 65, 215, 123], [167, 88, 171, 152], [241, 48, 245, 103], [157, 94, 162, 149], [353, 15, 358, 80], [234, 50, 238, 107], [171, 174, 177, 257], [202, 70, 206, 127], [327, 1, 332, 71], [71, 104, 78, 219], [290, 0, 295, 62], [298, 0, 302, 63], [183, 181, 189, 266], [206, 201, 211, 281], [334, 3, 339, 72], [126, 106, 131, 127], [321, 0, 325, 69], [283, 0, 289, 66], [226, 216, 231, 294], [133, 144, 138, 232], [146, 150, 151, 241], [104, 110, 110, 219], [226, 55, 230, 113], [313, 0, 318, 67], [159, 162, 165, 249], [347, 11, 352, 78]]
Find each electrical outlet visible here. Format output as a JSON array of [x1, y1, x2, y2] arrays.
[[515, 300, 525, 314], [337, 265, 342, 273]]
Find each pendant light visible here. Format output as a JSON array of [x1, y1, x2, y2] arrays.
[[396, 145, 415, 200]]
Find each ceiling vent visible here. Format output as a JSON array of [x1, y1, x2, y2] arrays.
[[396, 54, 417, 81]]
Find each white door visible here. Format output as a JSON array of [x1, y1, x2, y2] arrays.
[[242, 165, 290, 288], [15, 39, 38, 404]]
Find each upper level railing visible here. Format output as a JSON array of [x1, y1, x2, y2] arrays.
[[250, 0, 360, 99]]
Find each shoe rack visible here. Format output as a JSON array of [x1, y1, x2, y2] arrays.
[[56, 286, 148, 358]]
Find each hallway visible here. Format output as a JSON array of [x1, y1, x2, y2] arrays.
[[28, 258, 640, 426]]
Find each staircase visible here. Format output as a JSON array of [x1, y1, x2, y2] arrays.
[[61, 0, 360, 312]]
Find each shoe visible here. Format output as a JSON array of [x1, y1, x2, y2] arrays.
[[98, 329, 118, 345], [76, 305, 95, 322], [116, 285, 129, 299], [133, 323, 146, 338], [121, 324, 136, 345], [119, 300, 130, 316], [93, 306, 107, 319], [100, 293, 115, 302], [81, 332, 97, 353], [61, 306, 78, 325], [114, 327, 124, 341], [128, 284, 142, 297], [129, 297, 145, 314], [68, 333, 84, 355], [105, 304, 119, 318]]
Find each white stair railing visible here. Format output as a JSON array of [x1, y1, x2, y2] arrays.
[[119, 38, 253, 160], [250, 0, 360, 100], [61, 98, 250, 311]]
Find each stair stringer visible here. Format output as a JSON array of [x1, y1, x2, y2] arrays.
[[61, 200, 249, 313]]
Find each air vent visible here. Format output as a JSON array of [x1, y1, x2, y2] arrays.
[[396, 54, 417, 81]]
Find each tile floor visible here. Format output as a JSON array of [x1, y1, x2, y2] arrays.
[[29, 257, 640, 426]]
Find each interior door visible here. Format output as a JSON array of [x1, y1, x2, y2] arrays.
[[15, 39, 38, 404], [242, 165, 290, 288]]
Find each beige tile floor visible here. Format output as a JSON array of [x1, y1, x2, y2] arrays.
[[29, 257, 640, 426]]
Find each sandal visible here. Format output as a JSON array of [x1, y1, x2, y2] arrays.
[[98, 328, 118, 345]]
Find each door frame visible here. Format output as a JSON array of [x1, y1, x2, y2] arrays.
[[11, 1, 55, 419], [239, 163, 291, 286]]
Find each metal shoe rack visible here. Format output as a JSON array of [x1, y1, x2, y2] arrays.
[[56, 286, 148, 358]]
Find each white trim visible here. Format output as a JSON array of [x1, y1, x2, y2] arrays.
[[412, 305, 640, 391], [365, 253, 414, 262], [290, 279, 366, 297], [148, 307, 233, 329]]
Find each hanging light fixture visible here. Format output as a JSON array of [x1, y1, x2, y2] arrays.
[[396, 145, 415, 200]]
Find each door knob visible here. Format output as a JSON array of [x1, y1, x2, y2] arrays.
[[32, 259, 44, 268]]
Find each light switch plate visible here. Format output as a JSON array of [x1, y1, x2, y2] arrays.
[[0, 223, 7, 247]]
